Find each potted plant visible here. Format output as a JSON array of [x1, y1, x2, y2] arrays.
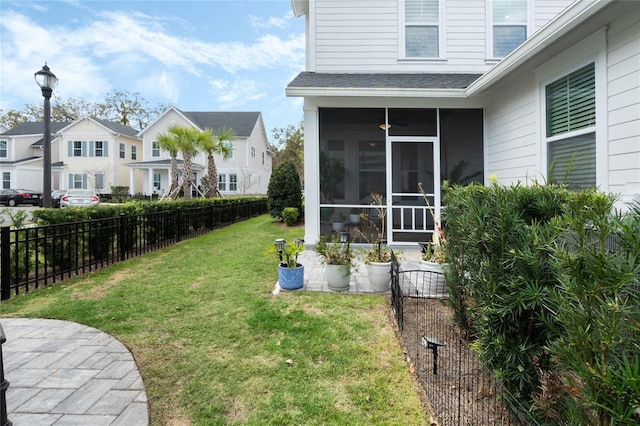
[[331, 213, 345, 232], [354, 193, 394, 293], [271, 238, 305, 290], [349, 208, 360, 225], [315, 232, 357, 292]]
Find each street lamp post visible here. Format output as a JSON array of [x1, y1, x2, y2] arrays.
[[34, 63, 58, 208]]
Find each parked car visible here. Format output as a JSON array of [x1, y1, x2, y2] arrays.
[[51, 190, 66, 208], [0, 189, 43, 207], [60, 189, 100, 207]]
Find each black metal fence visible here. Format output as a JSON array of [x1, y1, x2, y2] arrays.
[[390, 263, 539, 426], [0, 199, 267, 300]]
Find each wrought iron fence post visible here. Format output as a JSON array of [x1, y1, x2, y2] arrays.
[[0, 322, 11, 426], [0, 228, 10, 301], [118, 213, 127, 262], [176, 208, 183, 242]]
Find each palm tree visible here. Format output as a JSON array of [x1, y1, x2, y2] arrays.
[[155, 129, 181, 197], [197, 127, 235, 198], [172, 126, 200, 200]]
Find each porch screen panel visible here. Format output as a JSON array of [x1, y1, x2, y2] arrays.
[[388, 109, 437, 137], [319, 108, 385, 205], [439, 109, 484, 185]]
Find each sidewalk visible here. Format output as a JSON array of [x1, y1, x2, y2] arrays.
[[2, 318, 148, 426]]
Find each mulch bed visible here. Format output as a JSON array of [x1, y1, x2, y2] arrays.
[[394, 296, 517, 426]]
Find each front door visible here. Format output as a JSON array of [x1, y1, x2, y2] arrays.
[[389, 138, 440, 243]]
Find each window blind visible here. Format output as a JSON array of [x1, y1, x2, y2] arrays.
[[405, 0, 438, 23], [548, 133, 596, 189], [546, 63, 595, 137]]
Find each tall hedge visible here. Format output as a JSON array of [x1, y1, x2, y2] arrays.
[[267, 159, 302, 219], [442, 181, 639, 423]]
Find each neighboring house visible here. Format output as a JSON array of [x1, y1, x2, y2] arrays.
[[133, 106, 272, 196], [0, 117, 142, 193], [287, 0, 639, 245]]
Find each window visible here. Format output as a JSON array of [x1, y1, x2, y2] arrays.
[[404, 0, 440, 58], [2, 172, 10, 189], [0, 140, 7, 158], [251, 146, 256, 158], [229, 174, 237, 192], [95, 173, 104, 190], [491, 0, 527, 58], [546, 63, 596, 189], [92, 141, 106, 157], [224, 142, 234, 159], [152, 141, 160, 157], [218, 174, 227, 191], [131, 145, 137, 160], [120, 143, 126, 159], [69, 173, 88, 189], [153, 172, 161, 190], [69, 141, 86, 157]]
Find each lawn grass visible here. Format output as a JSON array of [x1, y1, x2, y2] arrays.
[[0, 215, 429, 425]]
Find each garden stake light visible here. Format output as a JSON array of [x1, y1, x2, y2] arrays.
[[422, 336, 444, 375], [274, 239, 286, 264]]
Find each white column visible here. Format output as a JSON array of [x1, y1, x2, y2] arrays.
[[129, 168, 135, 195], [303, 101, 319, 245]]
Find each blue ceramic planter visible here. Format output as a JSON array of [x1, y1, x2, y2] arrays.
[[278, 264, 304, 290]]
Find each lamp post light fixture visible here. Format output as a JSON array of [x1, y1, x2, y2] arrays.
[[34, 63, 58, 208], [339, 231, 350, 244]]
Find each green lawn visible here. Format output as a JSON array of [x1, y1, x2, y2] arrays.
[[0, 215, 429, 425]]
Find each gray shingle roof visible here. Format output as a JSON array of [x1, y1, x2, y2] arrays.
[[1, 119, 138, 137], [179, 111, 261, 138], [92, 118, 139, 137], [287, 72, 482, 90], [1, 122, 68, 136]]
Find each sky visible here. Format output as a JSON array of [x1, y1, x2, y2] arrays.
[[0, 0, 306, 134]]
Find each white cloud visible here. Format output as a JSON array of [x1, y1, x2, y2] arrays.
[[135, 71, 180, 105], [208, 78, 267, 109], [0, 6, 305, 122], [249, 13, 292, 30]]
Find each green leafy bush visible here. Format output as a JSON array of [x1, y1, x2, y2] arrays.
[[267, 160, 302, 219], [542, 197, 640, 424], [282, 207, 300, 226], [441, 181, 640, 423]]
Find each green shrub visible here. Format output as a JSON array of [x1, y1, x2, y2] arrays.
[[282, 207, 300, 226], [267, 160, 302, 219], [542, 196, 640, 424], [443, 182, 639, 422]]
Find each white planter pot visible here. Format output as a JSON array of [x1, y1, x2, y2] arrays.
[[349, 214, 360, 225], [325, 264, 351, 292], [366, 261, 392, 293], [418, 260, 448, 298], [332, 222, 344, 232]]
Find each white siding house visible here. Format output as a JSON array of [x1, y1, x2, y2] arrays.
[[287, 0, 639, 245], [0, 117, 142, 193], [133, 107, 272, 197]]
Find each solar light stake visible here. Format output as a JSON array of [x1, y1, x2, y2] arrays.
[[274, 239, 286, 263], [422, 336, 444, 375]]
